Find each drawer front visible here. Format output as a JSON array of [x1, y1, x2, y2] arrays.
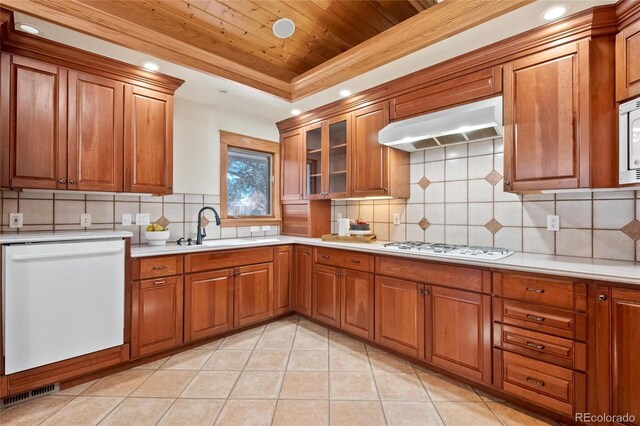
[[186, 247, 273, 273], [502, 351, 578, 416], [494, 323, 586, 371], [494, 273, 582, 310], [315, 248, 374, 273], [494, 299, 586, 340], [135, 255, 183, 280], [376, 255, 486, 293]]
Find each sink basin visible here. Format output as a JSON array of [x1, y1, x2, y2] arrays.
[[199, 238, 281, 247]]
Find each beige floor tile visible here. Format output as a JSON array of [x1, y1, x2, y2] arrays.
[[330, 372, 379, 400], [82, 369, 152, 397], [329, 331, 366, 351], [417, 371, 481, 402], [230, 371, 284, 399], [382, 401, 444, 425], [180, 371, 241, 399], [56, 380, 97, 396], [473, 387, 506, 403], [329, 401, 386, 426], [279, 372, 329, 399], [218, 333, 261, 350], [293, 333, 328, 350], [366, 344, 386, 353], [158, 399, 225, 426], [238, 325, 266, 335], [161, 349, 213, 370], [202, 349, 252, 370], [100, 397, 173, 426], [131, 370, 197, 398], [197, 339, 223, 350], [256, 333, 295, 350], [329, 351, 371, 372], [297, 319, 329, 336], [0, 396, 73, 425], [245, 350, 290, 370], [133, 356, 169, 370], [374, 373, 429, 401], [369, 352, 414, 373], [287, 350, 329, 371], [215, 399, 276, 426], [486, 402, 559, 426], [40, 396, 123, 425], [265, 319, 299, 335], [273, 400, 329, 426], [434, 402, 501, 426]]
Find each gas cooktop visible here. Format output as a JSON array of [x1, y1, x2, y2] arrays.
[[381, 242, 514, 261]]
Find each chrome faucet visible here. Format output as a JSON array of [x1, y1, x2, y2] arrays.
[[196, 206, 221, 245]]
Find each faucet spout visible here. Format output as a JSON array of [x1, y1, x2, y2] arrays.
[[196, 206, 221, 245]]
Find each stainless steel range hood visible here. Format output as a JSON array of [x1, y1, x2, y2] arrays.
[[378, 96, 503, 152]]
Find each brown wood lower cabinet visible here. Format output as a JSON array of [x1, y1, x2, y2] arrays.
[[295, 246, 313, 316], [273, 245, 294, 315], [184, 269, 233, 342], [313, 264, 341, 327], [234, 263, 274, 328], [340, 269, 374, 340]]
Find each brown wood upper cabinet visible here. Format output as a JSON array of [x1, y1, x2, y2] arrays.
[[616, 18, 640, 102], [280, 128, 304, 201]]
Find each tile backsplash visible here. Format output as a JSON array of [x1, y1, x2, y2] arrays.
[[0, 191, 278, 244], [332, 138, 640, 262]]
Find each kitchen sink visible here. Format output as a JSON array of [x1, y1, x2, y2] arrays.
[[200, 238, 281, 247]]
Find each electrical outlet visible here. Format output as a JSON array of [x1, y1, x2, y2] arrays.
[[337, 213, 343, 220], [547, 215, 560, 231], [393, 213, 401, 225], [121, 214, 132, 226], [136, 213, 150, 226], [80, 213, 91, 227], [9, 213, 23, 229], [251, 226, 260, 232]]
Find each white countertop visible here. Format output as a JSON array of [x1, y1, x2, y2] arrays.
[[130, 236, 640, 286], [0, 230, 133, 244]]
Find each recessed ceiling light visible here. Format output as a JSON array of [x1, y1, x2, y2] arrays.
[[339, 89, 351, 97], [542, 5, 567, 21], [17, 23, 40, 35], [143, 62, 159, 71], [273, 18, 295, 39], [291, 109, 301, 116]]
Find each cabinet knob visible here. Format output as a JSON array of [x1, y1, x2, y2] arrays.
[[504, 180, 511, 186], [69, 179, 77, 184], [58, 178, 66, 184], [417, 289, 424, 295], [383, 187, 387, 192], [598, 294, 607, 301]]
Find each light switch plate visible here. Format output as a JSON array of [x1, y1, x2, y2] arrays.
[[9, 213, 23, 229], [121, 214, 132, 226], [393, 213, 401, 225], [136, 213, 150, 226], [80, 213, 91, 227], [251, 226, 260, 232], [337, 213, 343, 220]]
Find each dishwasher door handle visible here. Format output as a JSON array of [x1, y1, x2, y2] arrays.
[[11, 247, 122, 261]]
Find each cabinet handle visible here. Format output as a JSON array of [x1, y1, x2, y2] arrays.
[[152, 265, 167, 270], [351, 259, 360, 264], [526, 314, 545, 322], [598, 294, 607, 301], [424, 289, 430, 295], [58, 178, 66, 184], [417, 289, 424, 295], [153, 280, 166, 285], [526, 287, 545, 294], [525, 377, 545, 387], [69, 179, 77, 184], [322, 255, 330, 259], [526, 341, 545, 350]]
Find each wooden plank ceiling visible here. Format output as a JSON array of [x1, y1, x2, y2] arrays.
[[1, 0, 532, 100]]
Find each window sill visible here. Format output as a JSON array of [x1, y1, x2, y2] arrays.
[[220, 218, 282, 228]]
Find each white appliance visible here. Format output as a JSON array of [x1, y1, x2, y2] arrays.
[[378, 96, 503, 152], [2, 239, 125, 374], [382, 242, 513, 261], [619, 97, 640, 184]]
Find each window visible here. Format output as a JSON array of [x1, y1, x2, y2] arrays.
[[220, 131, 280, 226]]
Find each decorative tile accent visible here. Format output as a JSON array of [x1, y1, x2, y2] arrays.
[[418, 217, 430, 231], [156, 216, 171, 228], [622, 219, 640, 241], [484, 218, 503, 234], [199, 216, 210, 227], [418, 177, 431, 190], [484, 170, 503, 187]]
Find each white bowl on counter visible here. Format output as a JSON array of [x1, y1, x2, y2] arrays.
[[144, 230, 170, 246]]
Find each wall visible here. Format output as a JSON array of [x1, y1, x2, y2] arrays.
[[331, 138, 640, 262]]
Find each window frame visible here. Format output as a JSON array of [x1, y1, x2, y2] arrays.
[[220, 131, 281, 227]]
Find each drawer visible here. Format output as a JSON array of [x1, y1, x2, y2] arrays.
[[494, 299, 587, 341], [376, 255, 488, 293], [494, 273, 586, 310], [134, 255, 183, 280], [494, 323, 586, 371], [186, 247, 273, 273], [315, 248, 374, 272], [501, 351, 583, 416]]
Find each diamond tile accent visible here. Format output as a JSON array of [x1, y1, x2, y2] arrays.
[[156, 216, 171, 228], [484, 218, 503, 234], [622, 219, 640, 241], [484, 170, 503, 187], [418, 217, 430, 231], [199, 216, 211, 227], [418, 177, 431, 190]]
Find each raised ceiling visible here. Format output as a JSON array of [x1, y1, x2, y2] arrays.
[[2, 0, 532, 100]]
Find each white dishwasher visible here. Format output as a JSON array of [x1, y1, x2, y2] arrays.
[[2, 239, 125, 374]]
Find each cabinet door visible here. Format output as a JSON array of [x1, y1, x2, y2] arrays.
[[426, 286, 491, 383], [184, 269, 233, 342], [68, 71, 124, 192], [234, 262, 273, 328], [351, 102, 390, 197], [326, 115, 349, 198], [375, 275, 424, 358], [340, 269, 374, 340], [124, 85, 173, 194], [503, 42, 587, 192], [274, 245, 294, 315], [304, 122, 324, 199], [313, 264, 340, 327], [281, 129, 304, 201], [6, 55, 67, 190], [616, 20, 640, 101], [295, 246, 313, 316], [131, 276, 183, 358]]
